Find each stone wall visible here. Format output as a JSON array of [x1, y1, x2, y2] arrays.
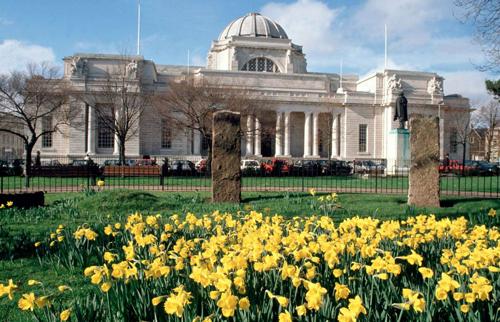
[[212, 111, 241, 203], [408, 117, 440, 207]]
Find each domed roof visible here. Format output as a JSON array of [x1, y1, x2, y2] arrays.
[[218, 13, 288, 41]]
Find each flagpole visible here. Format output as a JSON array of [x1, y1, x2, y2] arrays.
[[137, 4, 141, 55], [340, 59, 343, 89], [384, 23, 387, 70], [187, 50, 190, 75]]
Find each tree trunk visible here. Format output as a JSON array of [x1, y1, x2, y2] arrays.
[[462, 142, 467, 177], [206, 142, 212, 175], [119, 139, 126, 166], [24, 143, 33, 188]]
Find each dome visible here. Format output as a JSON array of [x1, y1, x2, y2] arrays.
[[218, 13, 288, 41]]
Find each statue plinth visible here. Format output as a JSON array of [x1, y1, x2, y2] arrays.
[[387, 129, 411, 175]]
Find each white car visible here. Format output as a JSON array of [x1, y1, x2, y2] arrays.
[[240, 160, 260, 170]]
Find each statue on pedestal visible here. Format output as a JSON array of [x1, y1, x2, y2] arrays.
[[394, 92, 408, 129]]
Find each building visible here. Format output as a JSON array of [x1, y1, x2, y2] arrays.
[[34, 13, 469, 162], [487, 127, 500, 162], [0, 132, 24, 160], [469, 128, 486, 161]]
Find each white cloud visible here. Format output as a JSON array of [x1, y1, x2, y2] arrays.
[[261, 0, 343, 54], [439, 70, 494, 102], [0, 39, 56, 74], [0, 17, 13, 25], [190, 54, 205, 67], [352, 0, 453, 45]]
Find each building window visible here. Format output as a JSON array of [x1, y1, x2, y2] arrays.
[[42, 116, 53, 148], [359, 124, 367, 152], [242, 58, 281, 73], [450, 131, 458, 153], [161, 120, 171, 149], [318, 135, 324, 154], [98, 116, 114, 148]]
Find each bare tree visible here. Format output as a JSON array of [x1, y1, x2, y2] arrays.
[[154, 74, 270, 169], [476, 100, 500, 161], [445, 100, 478, 174], [454, 0, 500, 72], [74, 56, 153, 165], [0, 62, 70, 186]]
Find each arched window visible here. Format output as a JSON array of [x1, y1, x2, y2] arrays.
[[241, 58, 281, 73]]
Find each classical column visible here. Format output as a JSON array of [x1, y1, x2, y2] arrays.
[[246, 115, 254, 156], [303, 111, 311, 157], [312, 112, 319, 157], [275, 112, 283, 156], [193, 130, 201, 155], [86, 106, 96, 154], [284, 111, 291, 157], [331, 113, 339, 158], [254, 117, 262, 157], [113, 109, 120, 155]]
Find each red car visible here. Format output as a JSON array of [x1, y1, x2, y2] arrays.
[[261, 159, 292, 174], [195, 159, 207, 172], [439, 160, 473, 173]]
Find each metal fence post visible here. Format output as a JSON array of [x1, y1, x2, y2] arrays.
[[302, 168, 305, 192]]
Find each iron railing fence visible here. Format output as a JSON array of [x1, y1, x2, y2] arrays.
[[1, 157, 499, 198]]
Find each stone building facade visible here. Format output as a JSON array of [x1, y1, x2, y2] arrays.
[[34, 13, 469, 162]]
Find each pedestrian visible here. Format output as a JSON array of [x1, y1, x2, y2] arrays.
[[35, 151, 41, 166], [444, 153, 450, 172]]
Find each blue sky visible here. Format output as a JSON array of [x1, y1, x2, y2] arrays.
[[0, 0, 496, 101]]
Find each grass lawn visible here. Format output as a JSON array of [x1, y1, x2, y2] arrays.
[[3, 189, 500, 238], [1, 189, 500, 320], [2, 174, 500, 194]]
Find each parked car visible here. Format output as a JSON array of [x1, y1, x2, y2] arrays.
[[241, 159, 260, 176], [261, 159, 292, 175], [103, 160, 121, 166], [40, 159, 61, 166], [491, 162, 500, 174], [353, 160, 384, 174], [439, 160, 465, 173], [318, 160, 352, 176], [465, 160, 496, 175], [195, 159, 208, 172], [240, 159, 260, 170], [292, 160, 321, 174], [68, 160, 94, 166], [168, 159, 196, 175], [136, 159, 153, 166]]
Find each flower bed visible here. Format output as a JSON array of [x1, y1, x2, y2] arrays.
[[1, 195, 499, 321]]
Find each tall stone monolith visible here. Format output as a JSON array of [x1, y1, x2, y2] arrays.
[[212, 110, 241, 203], [408, 117, 440, 207]]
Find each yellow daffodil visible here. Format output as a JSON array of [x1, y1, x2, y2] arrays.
[[18, 293, 35, 311], [60, 308, 73, 321], [239, 298, 250, 310], [418, 267, 434, 279]]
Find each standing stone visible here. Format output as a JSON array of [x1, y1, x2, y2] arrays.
[[212, 110, 241, 203], [408, 117, 440, 207]]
